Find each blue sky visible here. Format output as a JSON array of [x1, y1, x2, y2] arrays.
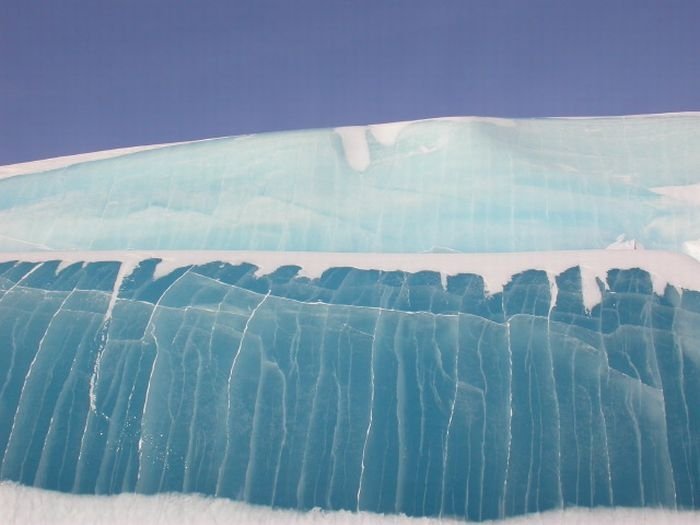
[[1, 0, 699, 164]]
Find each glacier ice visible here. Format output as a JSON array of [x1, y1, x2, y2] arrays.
[[0, 114, 699, 523], [0, 114, 699, 254], [0, 256, 699, 521]]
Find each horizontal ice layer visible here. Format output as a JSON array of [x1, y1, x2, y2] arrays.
[[1, 114, 699, 253], [2, 483, 700, 525], [1, 255, 699, 521], [5, 249, 700, 314]]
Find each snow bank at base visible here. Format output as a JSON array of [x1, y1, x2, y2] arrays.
[[1, 483, 697, 525]]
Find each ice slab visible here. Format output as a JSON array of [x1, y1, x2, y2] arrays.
[[1, 254, 699, 521], [1, 114, 699, 253]]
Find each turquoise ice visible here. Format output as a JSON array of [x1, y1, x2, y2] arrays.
[[0, 114, 699, 522], [0, 259, 698, 520], [1, 114, 699, 253]]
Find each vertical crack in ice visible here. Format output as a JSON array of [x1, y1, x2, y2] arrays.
[[116, 340, 151, 493], [501, 313, 514, 519], [344, 317, 357, 505], [524, 323, 536, 513], [157, 311, 197, 493], [533, 332, 544, 513], [546, 302, 564, 508], [477, 324, 488, 522], [295, 304, 330, 508], [325, 323, 343, 510], [0, 320, 20, 412], [440, 318, 461, 518], [183, 295, 225, 492], [88, 324, 111, 416], [271, 310, 296, 507], [464, 405, 473, 520], [242, 333, 271, 502], [583, 389, 594, 506], [571, 348, 581, 505], [0, 282, 74, 475], [356, 309, 380, 511], [607, 305, 646, 506], [36, 297, 97, 486], [135, 268, 192, 487], [393, 317, 407, 514], [70, 300, 121, 490], [422, 449, 432, 516], [598, 357, 614, 505], [644, 299, 678, 506], [626, 379, 646, 506], [414, 326, 426, 513], [75, 340, 127, 492], [215, 290, 271, 496], [673, 313, 696, 506], [597, 300, 614, 505]]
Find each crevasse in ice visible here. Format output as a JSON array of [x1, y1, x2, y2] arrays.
[[0, 114, 699, 522]]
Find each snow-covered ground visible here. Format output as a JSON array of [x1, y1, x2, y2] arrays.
[[1, 482, 698, 525]]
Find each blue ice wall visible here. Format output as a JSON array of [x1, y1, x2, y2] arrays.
[[1, 115, 699, 253], [1, 259, 698, 521]]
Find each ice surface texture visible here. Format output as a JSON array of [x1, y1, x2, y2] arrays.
[[1, 115, 700, 254], [1, 259, 699, 521], [1, 114, 699, 522]]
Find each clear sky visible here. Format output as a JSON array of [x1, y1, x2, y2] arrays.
[[1, 0, 699, 164]]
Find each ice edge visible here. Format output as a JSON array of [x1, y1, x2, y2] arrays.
[[2, 249, 698, 312]]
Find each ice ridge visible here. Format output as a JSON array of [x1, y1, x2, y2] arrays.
[[0, 114, 699, 254]]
